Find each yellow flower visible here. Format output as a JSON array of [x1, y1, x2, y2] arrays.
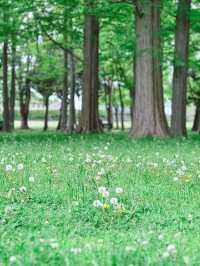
[[102, 203, 109, 209]]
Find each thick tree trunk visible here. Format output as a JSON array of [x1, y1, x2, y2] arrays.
[[171, 0, 191, 136], [118, 83, 125, 130], [192, 104, 200, 131], [43, 96, 49, 131], [68, 50, 76, 133], [2, 41, 11, 132], [19, 57, 31, 130], [79, 3, 102, 133], [130, 0, 168, 137], [10, 42, 16, 129], [60, 49, 69, 132]]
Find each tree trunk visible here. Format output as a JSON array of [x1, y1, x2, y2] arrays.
[[107, 81, 113, 130], [2, 41, 11, 132], [69, 50, 76, 133], [171, 0, 191, 136], [79, 1, 102, 133], [114, 105, 119, 129], [57, 107, 62, 130], [43, 96, 49, 131], [130, 0, 168, 137], [192, 104, 200, 131], [60, 8, 69, 132], [60, 49, 69, 132], [19, 56, 31, 130], [118, 83, 125, 130], [10, 42, 16, 129]]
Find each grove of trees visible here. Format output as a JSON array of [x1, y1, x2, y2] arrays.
[[0, 0, 200, 137]]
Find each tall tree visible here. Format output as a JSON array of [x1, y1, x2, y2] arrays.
[[171, 0, 191, 136], [10, 41, 16, 129], [2, 41, 11, 132], [130, 0, 168, 137], [79, 0, 102, 133]]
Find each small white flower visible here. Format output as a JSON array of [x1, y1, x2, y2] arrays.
[[163, 251, 169, 258], [102, 190, 109, 198], [115, 187, 123, 194], [110, 198, 118, 205], [17, 163, 24, 170], [19, 186, 27, 193], [166, 244, 176, 254], [4, 206, 12, 214], [93, 200, 103, 208], [158, 234, 164, 240], [29, 176, 35, 183], [5, 164, 12, 172], [70, 248, 81, 254], [98, 186, 107, 194], [9, 256, 17, 263], [188, 214, 193, 221], [125, 246, 135, 252]]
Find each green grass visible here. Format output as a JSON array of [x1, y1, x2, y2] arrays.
[[0, 131, 200, 265]]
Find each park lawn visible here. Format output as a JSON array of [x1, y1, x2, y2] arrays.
[[0, 131, 200, 266]]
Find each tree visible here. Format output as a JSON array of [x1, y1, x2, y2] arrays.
[[171, 0, 191, 136], [130, 0, 168, 137], [79, 0, 102, 133]]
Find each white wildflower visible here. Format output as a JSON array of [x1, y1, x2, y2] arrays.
[[5, 164, 12, 172], [19, 186, 27, 193], [115, 187, 123, 194], [17, 163, 24, 170], [110, 198, 118, 205], [9, 256, 17, 263], [93, 200, 103, 208], [29, 176, 35, 183], [98, 186, 107, 194]]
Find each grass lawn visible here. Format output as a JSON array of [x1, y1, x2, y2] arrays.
[[0, 131, 200, 265]]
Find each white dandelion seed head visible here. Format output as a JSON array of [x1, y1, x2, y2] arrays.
[[115, 187, 123, 194]]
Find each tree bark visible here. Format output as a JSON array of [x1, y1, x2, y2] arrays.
[[79, 1, 102, 133], [69, 50, 76, 133], [118, 83, 125, 130], [60, 8, 69, 132], [2, 41, 11, 132], [10, 42, 16, 129], [130, 0, 168, 137], [192, 104, 200, 132], [171, 0, 191, 136], [43, 96, 49, 131], [19, 56, 31, 130]]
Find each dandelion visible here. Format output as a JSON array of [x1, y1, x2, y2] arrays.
[[102, 190, 109, 198], [110, 198, 118, 205], [70, 248, 81, 254], [4, 206, 12, 214], [166, 244, 176, 254], [93, 200, 103, 208], [17, 163, 24, 170], [163, 251, 170, 258], [19, 186, 27, 193], [5, 164, 12, 172], [158, 234, 164, 240], [102, 203, 109, 209], [9, 256, 17, 263], [125, 246, 135, 252], [98, 186, 107, 194], [115, 187, 123, 194], [29, 176, 35, 183]]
